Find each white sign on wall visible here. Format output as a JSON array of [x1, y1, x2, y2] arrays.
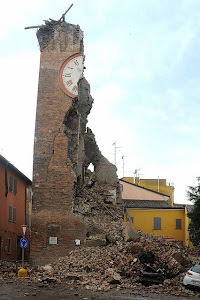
[[49, 237, 58, 245]]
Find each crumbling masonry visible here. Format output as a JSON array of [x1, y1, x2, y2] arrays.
[[30, 21, 120, 265]]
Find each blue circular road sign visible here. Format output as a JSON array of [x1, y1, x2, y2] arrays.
[[20, 237, 28, 249]]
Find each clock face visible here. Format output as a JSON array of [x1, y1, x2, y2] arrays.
[[58, 53, 84, 98]]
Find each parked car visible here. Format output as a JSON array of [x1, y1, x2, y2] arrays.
[[183, 265, 200, 288]]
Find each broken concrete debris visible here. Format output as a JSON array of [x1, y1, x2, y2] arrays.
[[1, 232, 200, 297]]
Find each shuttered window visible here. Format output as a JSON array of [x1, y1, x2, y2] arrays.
[[13, 208, 16, 223], [176, 219, 182, 229], [130, 217, 134, 224], [5, 167, 8, 197], [14, 179, 17, 195], [8, 206, 12, 222], [9, 176, 13, 192], [154, 217, 161, 230]]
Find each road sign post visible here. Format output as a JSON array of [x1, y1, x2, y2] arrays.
[[18, 226, 28, 277], [22, 247, 24, 269], [20, 237, 28, 268], [20, 225, 27, 269]]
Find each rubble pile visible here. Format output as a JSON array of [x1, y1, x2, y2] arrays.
[[1, 180, 200, 297], [0, 233, 200, 297], [32, 234, 198, 295], [33, 236, 199, 297], [73, 181, 124, 246], [0, 260, 17, 279]]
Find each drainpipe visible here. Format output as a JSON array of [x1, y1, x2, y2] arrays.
[[158, 176, 159, 193]]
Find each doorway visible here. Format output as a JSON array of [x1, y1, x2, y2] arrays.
[[17, 236, 22, 260]]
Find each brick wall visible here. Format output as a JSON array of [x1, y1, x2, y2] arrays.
[[30, 22, 86, 265]]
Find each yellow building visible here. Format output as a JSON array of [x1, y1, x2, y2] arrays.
[[121, 179, 191, 246], [122, 177, 174, 206], [124, 201, 189, 245]]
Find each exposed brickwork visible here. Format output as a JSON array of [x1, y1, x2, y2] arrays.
[[31, 21, 119, 265], [31, 210, 88, 265], [31, 22, 84, 265]]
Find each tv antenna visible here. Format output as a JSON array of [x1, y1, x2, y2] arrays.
[[112, 142, 122, 166], [122, 155, 125, 177]]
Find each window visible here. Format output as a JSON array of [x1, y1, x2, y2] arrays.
[[13, 208, 16, 223], [9, 176, 13, 192], [14, 179, 17, 195], [5, 168, 8, 197], [176, 219, 182, 229], [8, 238, 11, 254], [8, 206, 12, 222], [120, 184, 123, 192], [25, 187, 29, 201], [154, 217, 161, 230], [130, 217, 134, 224], [191, 266, 200, 274]]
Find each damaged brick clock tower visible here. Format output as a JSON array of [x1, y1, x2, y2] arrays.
[[30, 10, 119, 265]]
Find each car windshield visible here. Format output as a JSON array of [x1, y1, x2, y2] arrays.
[[191, 266, 200, 274]]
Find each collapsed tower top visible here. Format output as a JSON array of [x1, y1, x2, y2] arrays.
[[24, 4, 74, 30]]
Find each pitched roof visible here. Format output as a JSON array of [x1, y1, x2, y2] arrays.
[[120, 179, 170, 198], [124, 199, 173, 209], [0, 155, 31, 184]]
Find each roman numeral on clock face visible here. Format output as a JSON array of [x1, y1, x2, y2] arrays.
[[59, 53, 84, 97], [73, 59, 79, 66], [72, 85, 78, 92], [66, 80, 73, 86], [64, 73, 71, 77]]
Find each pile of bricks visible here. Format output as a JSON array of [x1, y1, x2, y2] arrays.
[[73, 182, 124, 247], [1, 231, 199, 297], [1, 182, 200, 297]]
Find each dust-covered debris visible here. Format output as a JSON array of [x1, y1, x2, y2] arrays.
[[73, 176, 124, 246], [1, 232, 200, 297]]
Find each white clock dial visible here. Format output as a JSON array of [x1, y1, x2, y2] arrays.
[[59, 53, 84, 98]]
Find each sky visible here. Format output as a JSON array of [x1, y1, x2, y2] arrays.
[[0, 0, 200, 204]]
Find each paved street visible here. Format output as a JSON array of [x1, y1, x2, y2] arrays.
[[0, 283, 197, 300]]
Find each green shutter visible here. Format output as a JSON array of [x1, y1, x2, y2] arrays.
[[9, 176, 13, 192], [14, 179, 17, 195], [8, 206, 12, 221]]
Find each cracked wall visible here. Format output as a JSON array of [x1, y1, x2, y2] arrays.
[[31, 21, 118, 265]]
